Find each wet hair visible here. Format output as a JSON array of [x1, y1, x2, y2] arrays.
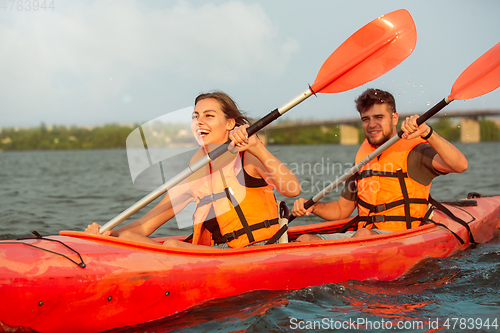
[[195, 91, 251, 128], [355, 88, 396, 114]]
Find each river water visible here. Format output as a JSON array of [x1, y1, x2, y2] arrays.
[[1, 142, 499, 332]]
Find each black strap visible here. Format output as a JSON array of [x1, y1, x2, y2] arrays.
[[214, 218, 279, 244], [183, 204, 223, 243], [197, 191, 228, 207], [356, 170, 407, 180], [428, 196, 476, 244], [1, 231, 86, 268], [429, 221, 465, 244], [357, 198, 429, 214], [358, 214, 423, 225], [355, 168, 423, 229], [336, 216, 360, 234], [219, 172, 255, 243], [183, 216, 276, 245], [265, 225, 287, 245], [396, 169, 413, 229], [185, 167, 272, 245], [334, 194, 476, 245], [422, 204, 464, 243], [335, 214, 421, 234]]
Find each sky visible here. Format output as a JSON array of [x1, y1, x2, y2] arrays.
[[1, 0, 499, 128]]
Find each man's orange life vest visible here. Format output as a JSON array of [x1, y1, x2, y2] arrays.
[[189, 151, 279, 248], [354, 137, 431, 231]]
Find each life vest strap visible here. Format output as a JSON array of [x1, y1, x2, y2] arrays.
[[356, 170, 408, 180], [426, 195, 476, 244], [335, 216, 360, 234], [214, 218, 279, 244], [219, 171, 255, 244], [395, 169, 413, 229], [358, 214, 422, 226], [357, 198, 429, 213], [356, 168, 421, 230], [355, 168, 421, 230], [333, 194, 476, 244], [197, 191, 227, 207]]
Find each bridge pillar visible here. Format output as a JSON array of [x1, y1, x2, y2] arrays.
[[340, 124, 359, 145], [460, 117, 480, 143]]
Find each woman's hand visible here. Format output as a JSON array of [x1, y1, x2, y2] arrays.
[[230, 124, 301, 197], [85, 222, 112, 236], [228, 124, 260, 153]]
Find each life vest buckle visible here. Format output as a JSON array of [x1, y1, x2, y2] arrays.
[[263, 219, 271, 228], [369, 215, 385, 223], [226, 231, 237, 242], [374, 204, 386, 213]]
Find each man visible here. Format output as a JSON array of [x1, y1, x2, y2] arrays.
[[292, 88, 468, 241]]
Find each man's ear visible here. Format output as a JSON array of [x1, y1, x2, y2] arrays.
[[392, 112, 399, 126], [226, 118, 236, 130]]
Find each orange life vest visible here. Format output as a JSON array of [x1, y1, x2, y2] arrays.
[[354, 137, 431, 231], [189, 150, 279, 248]]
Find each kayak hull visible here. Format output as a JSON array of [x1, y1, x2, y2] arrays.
[[1, 196, 499, 332]]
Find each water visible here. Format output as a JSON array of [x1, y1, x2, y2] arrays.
[[1, 143, 499, 332]]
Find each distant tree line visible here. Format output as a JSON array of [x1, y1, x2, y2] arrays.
[[0, 123, 135, 151], [1, 119, 499, 151]]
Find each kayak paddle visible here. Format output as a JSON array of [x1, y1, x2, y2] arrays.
[[288, 41, 500, 223], [100, 9, 417, 233]]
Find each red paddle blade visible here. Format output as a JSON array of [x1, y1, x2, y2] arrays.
[[311, 9, 416, 94], [449, 42, 500, 101]]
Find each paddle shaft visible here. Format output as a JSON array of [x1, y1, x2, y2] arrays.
[[287, 96, 451, 223], [99, 89, 313, 233]]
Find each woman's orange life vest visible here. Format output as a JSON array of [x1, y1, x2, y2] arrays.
[[354, 137, 431, 231], [189, 150, 279, 248]]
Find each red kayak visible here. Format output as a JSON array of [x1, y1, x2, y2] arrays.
[[1, 194, 499, 333]]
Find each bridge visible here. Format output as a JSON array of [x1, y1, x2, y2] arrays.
[[259, 109, 500, 145]]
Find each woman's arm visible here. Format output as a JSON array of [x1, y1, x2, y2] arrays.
[[86, 180, 195, 237]]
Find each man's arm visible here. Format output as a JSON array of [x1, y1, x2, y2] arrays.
[[400, 115, 468, 174], [292, 196, 357, 221], [425, 130, 468, 173]]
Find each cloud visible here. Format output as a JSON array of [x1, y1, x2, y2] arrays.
[[0, 0, 299, 126]]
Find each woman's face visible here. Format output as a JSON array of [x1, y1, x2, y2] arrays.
[[191, 98, 235, 146]]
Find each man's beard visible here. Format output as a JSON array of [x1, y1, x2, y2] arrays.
[[366, 130, 394, 146]]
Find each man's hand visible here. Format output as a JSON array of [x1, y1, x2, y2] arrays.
[[400, 115, 431, 140], [292, 198, 315, 217]]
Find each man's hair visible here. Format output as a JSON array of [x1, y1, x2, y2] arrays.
[[355, 88, 396, 114]]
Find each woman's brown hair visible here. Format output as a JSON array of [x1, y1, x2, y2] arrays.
[[195, 91, 251, 128]]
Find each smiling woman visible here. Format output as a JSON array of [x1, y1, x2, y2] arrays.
[[85, 91, 301, 249], [191, 92, 250, 147]]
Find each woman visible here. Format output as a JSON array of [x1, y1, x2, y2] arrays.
[[85, 91, 300, 249]]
